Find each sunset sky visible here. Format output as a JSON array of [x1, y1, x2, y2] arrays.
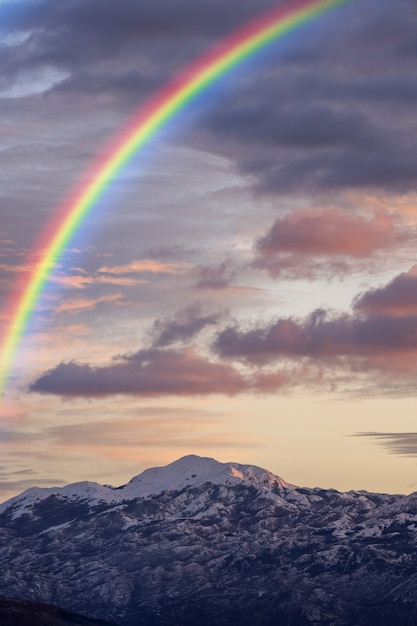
[[1, 0, 417, 501]]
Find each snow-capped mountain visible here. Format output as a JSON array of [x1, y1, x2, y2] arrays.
[[0, 454, 290, 519], [0, 455, 416, 625]]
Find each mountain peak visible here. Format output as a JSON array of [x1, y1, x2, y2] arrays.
[[123, 454, 292, 497], [0, 455, 291, 515]]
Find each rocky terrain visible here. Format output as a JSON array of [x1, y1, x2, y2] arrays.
[[1, 455, 417, 625]]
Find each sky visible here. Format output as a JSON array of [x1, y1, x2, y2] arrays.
[[1, 0, 417, 501]]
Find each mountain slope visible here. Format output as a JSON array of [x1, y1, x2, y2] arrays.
[[0, 595, 115, 626], [1, 455, 417, 625]]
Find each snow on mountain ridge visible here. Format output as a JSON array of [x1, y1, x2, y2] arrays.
[[0, 455, 292, 516]]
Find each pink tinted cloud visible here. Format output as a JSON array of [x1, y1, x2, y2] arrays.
[[254, 207, 406, 278]]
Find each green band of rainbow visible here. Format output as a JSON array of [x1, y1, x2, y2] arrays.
[[0, 0, 356, 400]]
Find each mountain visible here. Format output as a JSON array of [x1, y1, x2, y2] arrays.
[[1, 454, 417, 625]]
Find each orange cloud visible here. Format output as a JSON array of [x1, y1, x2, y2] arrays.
[[97, 259, 189, 275], [53, 292, 124, 315]]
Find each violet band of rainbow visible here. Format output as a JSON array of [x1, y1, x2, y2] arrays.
[[0, 0, 356, 400]]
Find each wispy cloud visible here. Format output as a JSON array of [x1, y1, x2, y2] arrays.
[[151, 303, 224, 347], [52, 293, 124, 315], [51, 274, 139, 289], [354, 432, 417, 457], [194, 261, 238, 290]]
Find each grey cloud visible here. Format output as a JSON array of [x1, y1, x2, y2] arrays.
[[213, 309, 417, 366], [204, 103, 374, 150], [195, 262, 237, 290], [0, 477, 65, 496], [2, 0, 415, 203], [354, 267, 417, 317], [29, 347, 250, 398], [239, 147, 417, 195], [152, 304, 223, 347], [355, 432, 417, 457], [187, 1, 417, 196], [0, 0, 277, 95]]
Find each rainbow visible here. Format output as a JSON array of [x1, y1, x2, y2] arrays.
[[0, 0, 356, 399]]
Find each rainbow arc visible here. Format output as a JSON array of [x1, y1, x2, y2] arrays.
[[0, 0, 356, 400]]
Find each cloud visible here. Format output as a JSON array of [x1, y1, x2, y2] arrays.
[[97, 259, 189, 276], [49, 260, 188, 292], [213, 308, 417, 371], [29, 260, 417, 397], [240, 147, 417, 196], [51, 274, 139, 289], [253, 208, 406, 278], [191, 2, 417, 197], [42, 412, 260, 451], [194, 261, 237, 290], [29, 347, 251, 398], [354, 266, 417, 318], [0, 0, 275, 102], [354, 432, 417, 457], [0, 477, 66, 495], [256, 208, 399, 257], [205, 103, 374, 150], [52, 293, 124, 315], [151, 303, 223, 347], [28, 337, 293, 398]]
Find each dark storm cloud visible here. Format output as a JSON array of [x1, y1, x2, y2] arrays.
[[337, 74, 417, 105], [0, 0, 277, 99], [151, 304, 223, 347], [239, 143, 417, 193], [355, 432, 417, 457], [191, 1, 417, 195], [1, 0, 269, 40], [204, 103, 374, 150], [1, 0, 415, 201]]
